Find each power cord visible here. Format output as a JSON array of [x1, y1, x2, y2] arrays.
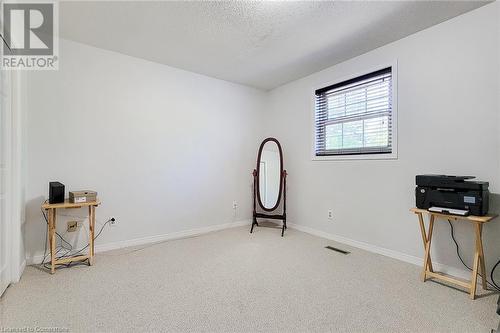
[[40, 206, 73, 266], [448, 219, 500, 292], [492, 259, 500, 292], [58, 218, 114, 259], [41, 206, 74, 251], [40, 203, 114, 269]]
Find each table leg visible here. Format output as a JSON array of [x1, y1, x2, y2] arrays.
[[477, 224, 487, 290], [418, 213, 434, 272], [421, 214, 435, 282], [470, 222, 485, 299], [49, 208, 56, 274], [88, 205, 95, 265]]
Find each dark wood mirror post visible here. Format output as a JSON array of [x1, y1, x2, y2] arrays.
[[250, 138, 287, 237]]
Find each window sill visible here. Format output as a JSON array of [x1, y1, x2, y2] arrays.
[[311, 152, 398, 161]]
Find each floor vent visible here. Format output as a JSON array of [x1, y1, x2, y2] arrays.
[[325, 246, 350, 255]]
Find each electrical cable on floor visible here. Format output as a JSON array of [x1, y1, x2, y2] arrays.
[[58, 218, 113, 259], [40, 207, 73, 266], [448, 219, 500, 292], [39, 203, 113, 269]]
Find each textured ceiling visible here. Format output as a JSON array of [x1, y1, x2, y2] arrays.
[[59, 1, 490, 90]]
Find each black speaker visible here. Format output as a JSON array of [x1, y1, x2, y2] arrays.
[[49, 182, 65, 204]]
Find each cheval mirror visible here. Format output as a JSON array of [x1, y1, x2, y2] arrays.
[[250, 138, 287, 236]]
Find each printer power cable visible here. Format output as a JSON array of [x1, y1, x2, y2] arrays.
[[448, 219, 500, 292]]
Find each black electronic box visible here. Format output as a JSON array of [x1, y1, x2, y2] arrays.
[[415, 175, 489, 216], [49, 181, 65, 204]]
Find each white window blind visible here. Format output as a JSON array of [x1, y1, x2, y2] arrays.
[[315, 67, 393, 156]]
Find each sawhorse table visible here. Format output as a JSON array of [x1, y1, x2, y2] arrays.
[[410, 208, 497, 299], [42, 199, 100, 274]]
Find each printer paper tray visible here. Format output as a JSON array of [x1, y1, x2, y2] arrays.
[[428, 206, 469, 216]]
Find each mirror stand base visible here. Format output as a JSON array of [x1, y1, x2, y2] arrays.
[[250, 213, 287, 237]]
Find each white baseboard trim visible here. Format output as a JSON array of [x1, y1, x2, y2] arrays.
[[27, 219, 251, 266], [288, 223, 471, 281]]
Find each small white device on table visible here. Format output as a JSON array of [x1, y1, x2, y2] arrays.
[[69, 190, 97, 203]]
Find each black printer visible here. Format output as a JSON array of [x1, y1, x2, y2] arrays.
[[415, 175, 489, 216]]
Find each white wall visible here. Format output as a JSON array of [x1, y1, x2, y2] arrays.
[[265, 3, 500, 275], [24, 39, 266, 261]]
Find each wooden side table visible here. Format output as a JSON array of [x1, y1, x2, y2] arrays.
[[42, 199, 100, 274], [410, 208, 497, 299]]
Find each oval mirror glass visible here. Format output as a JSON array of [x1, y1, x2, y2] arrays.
[[257, 139, 282, 210]]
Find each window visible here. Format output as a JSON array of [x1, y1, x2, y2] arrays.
[[314, 67, 395, 158]]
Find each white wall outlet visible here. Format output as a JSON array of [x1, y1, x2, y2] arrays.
[[328, 210, 333, 220], [232, 201, 238, 209]]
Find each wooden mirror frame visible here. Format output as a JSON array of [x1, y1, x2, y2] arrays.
[[256, 137, 284, 212], [251, 137, 287, 237]]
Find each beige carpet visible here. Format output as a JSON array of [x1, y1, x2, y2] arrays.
[[0, 224, 498, 332]]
